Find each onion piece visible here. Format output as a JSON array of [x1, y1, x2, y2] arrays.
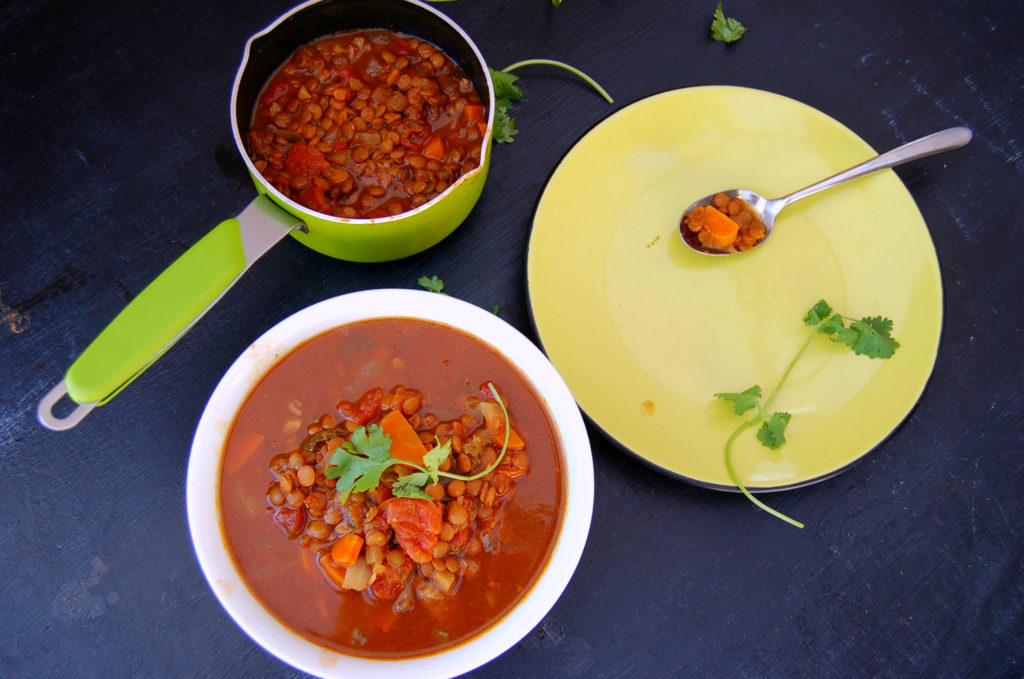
[[431, 568, 456, 594], [342, 556, 372, 591]]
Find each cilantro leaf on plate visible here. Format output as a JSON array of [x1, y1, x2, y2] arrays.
[[756, 412, 791, 449], [804, 299, 833, 326], [715, 385, 762, 415], [815, 311, 899, 359], [714, 299, 900, 528], [848, 317, 900, 358]]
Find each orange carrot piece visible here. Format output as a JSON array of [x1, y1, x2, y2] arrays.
[[480, 401, 526, 450], [318, 551, 347, 588], [463, 104, 484, 123], [227, 432, 264, 474], [380, 410, 429, 465], [331, 533, 365, 568], [702, 206, 739, 247], [423, 135, 446, 160]]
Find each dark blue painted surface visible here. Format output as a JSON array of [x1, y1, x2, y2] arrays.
[[1, 1, 1021, 677]]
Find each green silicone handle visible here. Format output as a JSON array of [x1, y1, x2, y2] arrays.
[[65, 218, 247, 404]]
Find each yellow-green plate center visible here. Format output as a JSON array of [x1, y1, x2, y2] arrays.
[[527, 86, 942, 490]]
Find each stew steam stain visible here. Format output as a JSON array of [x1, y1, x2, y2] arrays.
[[52, 556, 119, 621], [2, 264, 89, 334], [0, 292, 29, 334]]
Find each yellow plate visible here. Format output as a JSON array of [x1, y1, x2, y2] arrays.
[[527, 86, 943, 490]]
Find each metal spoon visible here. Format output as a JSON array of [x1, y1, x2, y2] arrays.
[[679, 126, 973, 255]]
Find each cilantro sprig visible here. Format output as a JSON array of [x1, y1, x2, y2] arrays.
[[417, 275, 445, 294], [326, 382, 514, 501], [490, 60, 613, 143], [710, 2, 746, 43], [715, 300, 899, 528]]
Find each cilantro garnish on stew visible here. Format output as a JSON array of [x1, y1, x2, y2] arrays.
[[327, 382, 514, 500], [715, 300, 899, 528]]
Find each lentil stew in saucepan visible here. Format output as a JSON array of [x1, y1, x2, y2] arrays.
[[219, 319, 564, 658], [247, 30, 487, 220]]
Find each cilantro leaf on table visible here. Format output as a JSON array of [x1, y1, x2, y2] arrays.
[[491, 69, 523, 104], [714, 385, 762, 415], [489, 60, 612, 144], [710, 2, 746, 44], [490, 69, 522, 144], [417, 275, 445, 294], [493, 104, 519, 144]]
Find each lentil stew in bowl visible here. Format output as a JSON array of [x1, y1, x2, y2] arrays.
[[189, 290, 593, 677], [221, 319, 563, 657]]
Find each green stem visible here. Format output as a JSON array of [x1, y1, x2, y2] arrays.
[[761, 327, 818, 415], [725, 325, 821, 530], [724, 419, 805, 529], [502, 59, 614, 104], [436, 381, 512, 482]]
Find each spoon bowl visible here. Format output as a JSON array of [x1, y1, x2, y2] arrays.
[[680, 126, 973, 256]]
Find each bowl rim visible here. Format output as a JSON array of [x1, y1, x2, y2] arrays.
[[185, 289, 594, 678]]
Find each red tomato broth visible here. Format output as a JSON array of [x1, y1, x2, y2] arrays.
[[219, 319, 564, 658]]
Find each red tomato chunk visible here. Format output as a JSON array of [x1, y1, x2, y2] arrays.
[[383, 497, 443, 564], [247, 29, 487, 219]]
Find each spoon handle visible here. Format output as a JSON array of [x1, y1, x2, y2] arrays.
[[778, 126, 973, 208]]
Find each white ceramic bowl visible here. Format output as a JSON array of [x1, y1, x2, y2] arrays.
[[186, 289, 594, 678]]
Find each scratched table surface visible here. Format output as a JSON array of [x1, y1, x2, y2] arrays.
[[2, 0, 1022, 677]]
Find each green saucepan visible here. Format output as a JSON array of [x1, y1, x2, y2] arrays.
[[37, 0, 495, 430]]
